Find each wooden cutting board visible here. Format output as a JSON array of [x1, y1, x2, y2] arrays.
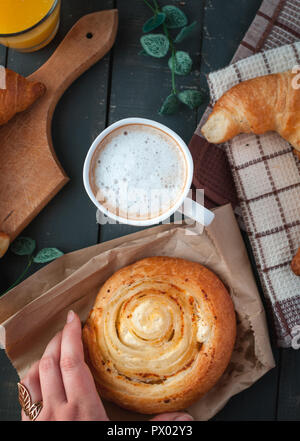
[[0, 10, 118, 242]]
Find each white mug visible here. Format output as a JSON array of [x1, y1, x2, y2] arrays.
[[83, 118, 215, 227]]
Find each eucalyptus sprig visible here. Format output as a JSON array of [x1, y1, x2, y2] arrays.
[[140, 1, 202, 115], [3, 237, 63, 293]]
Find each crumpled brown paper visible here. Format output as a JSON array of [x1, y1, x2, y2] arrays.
[[0, 204, 275, 420]]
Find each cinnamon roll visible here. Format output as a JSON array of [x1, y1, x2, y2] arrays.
[[83, 257, 236, 414]]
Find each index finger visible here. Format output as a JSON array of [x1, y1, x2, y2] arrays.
[[60, 310, 107, 414]]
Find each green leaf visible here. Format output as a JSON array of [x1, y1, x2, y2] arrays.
[[162, 5, 188, 29], [159, 94, 180, 115], [174, 21, 197, 43], [143, 12, 166, 33], [33, 248, 64, 264], [178, 90, 202, 109], [168, 51, 192, 75], [11, 237, 36, 256], [138, 49, 149, 56], [140, 34, 170, 58]]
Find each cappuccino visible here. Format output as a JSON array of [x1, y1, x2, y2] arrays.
[[89, 124, 187, 221]]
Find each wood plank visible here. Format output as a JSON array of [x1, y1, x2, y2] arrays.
[[0, 0, 113, 421], [0, 351, 19, 421], [277, 349, 300, 421], [0, 46, 20, 423], [0, 46, 6, 65], [214, 230, 280, 420], [191, 0, 280, 421], [102, 0, 280, 421], [198, 0, 280, 421], [0, 0, 114, 291], [0, 10, 118, 243], [196, 0, 265, 116], [0, 0, 288, 422], [100, 0, 205, 242]]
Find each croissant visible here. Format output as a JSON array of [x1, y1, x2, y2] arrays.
[[293, 149, 300, 160], [83, 256, 236, 414], [0, 68, 46, 126], [0, 232, 9, 258], [201, 70, 300, 152], [291, 247, 300, 276]]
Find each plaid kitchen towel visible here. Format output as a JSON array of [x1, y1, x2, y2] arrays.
[[205, 41, 300, 348], [190, 0, 300, 213], [193, 38, 300, 347], [189, 0, 300, 347]]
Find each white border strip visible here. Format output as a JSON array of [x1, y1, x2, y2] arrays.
[[0, 65, 6, 90]]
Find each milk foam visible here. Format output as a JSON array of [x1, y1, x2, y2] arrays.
[[90, 124, 186, 220]]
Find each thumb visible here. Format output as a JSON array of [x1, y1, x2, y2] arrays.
[[150, 412, 194, 421]]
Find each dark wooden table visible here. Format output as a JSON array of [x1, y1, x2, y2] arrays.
[[0, 0, 299, 421]]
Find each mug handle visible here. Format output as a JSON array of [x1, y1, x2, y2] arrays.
[[177, 197, 215, 227]]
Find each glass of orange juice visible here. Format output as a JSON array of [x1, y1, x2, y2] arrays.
[[0, 0, 61, 52]]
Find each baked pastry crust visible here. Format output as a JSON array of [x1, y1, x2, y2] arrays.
[[291, 247, 300, 276], [0, 68, 46, 126], [201, 70, 300, 152], [83, 256, 236, 414]]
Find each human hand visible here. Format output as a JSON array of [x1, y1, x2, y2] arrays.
[[19, 310, 194, 421]]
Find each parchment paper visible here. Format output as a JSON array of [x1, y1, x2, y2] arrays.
[[0, 204, 275, 420]]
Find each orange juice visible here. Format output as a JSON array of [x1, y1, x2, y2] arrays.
[[0, 0, 61, 52]]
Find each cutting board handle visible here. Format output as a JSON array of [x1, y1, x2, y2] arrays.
[[28, 10, 118, 109]]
